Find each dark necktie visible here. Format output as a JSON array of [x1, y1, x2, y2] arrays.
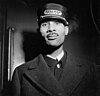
[[54, 60, 62, 80], [44, 56, 62, 80]]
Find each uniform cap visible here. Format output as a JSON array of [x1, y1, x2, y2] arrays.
[[37, 3, 69, 25]]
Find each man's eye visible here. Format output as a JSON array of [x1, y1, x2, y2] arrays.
[[41, 23, 47, 27], [55, 22, 60, 25]]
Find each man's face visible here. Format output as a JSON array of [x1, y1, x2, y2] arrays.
[[39, 20, 69, 47]]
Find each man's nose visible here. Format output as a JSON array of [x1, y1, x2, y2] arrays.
[[47, 23, 55, 33]]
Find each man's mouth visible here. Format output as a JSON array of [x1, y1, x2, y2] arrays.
[[47, 33, 58, 40]]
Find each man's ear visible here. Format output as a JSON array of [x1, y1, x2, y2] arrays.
[[65, 26, 69, 35]]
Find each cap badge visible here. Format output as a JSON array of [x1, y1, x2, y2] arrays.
[[44, 10, 62, 16]]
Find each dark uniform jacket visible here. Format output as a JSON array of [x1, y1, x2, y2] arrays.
[[10, 52, 97, 96]]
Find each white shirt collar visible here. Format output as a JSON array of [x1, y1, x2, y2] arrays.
[[46, 50, 64, 61]]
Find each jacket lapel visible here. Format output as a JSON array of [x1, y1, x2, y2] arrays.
[[60, 52, 88, 96], [24, 54, 65, 96], [23, 53, 88, 96]]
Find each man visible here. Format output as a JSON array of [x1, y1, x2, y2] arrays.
[[9, 3, 97, 96]]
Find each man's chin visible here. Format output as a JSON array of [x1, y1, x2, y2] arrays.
[[46, 42, 58, 46]]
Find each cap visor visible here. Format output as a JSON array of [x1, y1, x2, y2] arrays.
[[39, 15, 68, 25]]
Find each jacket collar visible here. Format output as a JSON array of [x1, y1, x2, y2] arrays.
[[28, 54, 43, 69], [44, 51, 67, 68]]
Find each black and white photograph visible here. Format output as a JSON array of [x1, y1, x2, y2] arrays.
[[0, 0, 100, 96]]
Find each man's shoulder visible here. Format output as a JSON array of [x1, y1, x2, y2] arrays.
[[67, 51, 96, 69], [14, 54, 41, 74]]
